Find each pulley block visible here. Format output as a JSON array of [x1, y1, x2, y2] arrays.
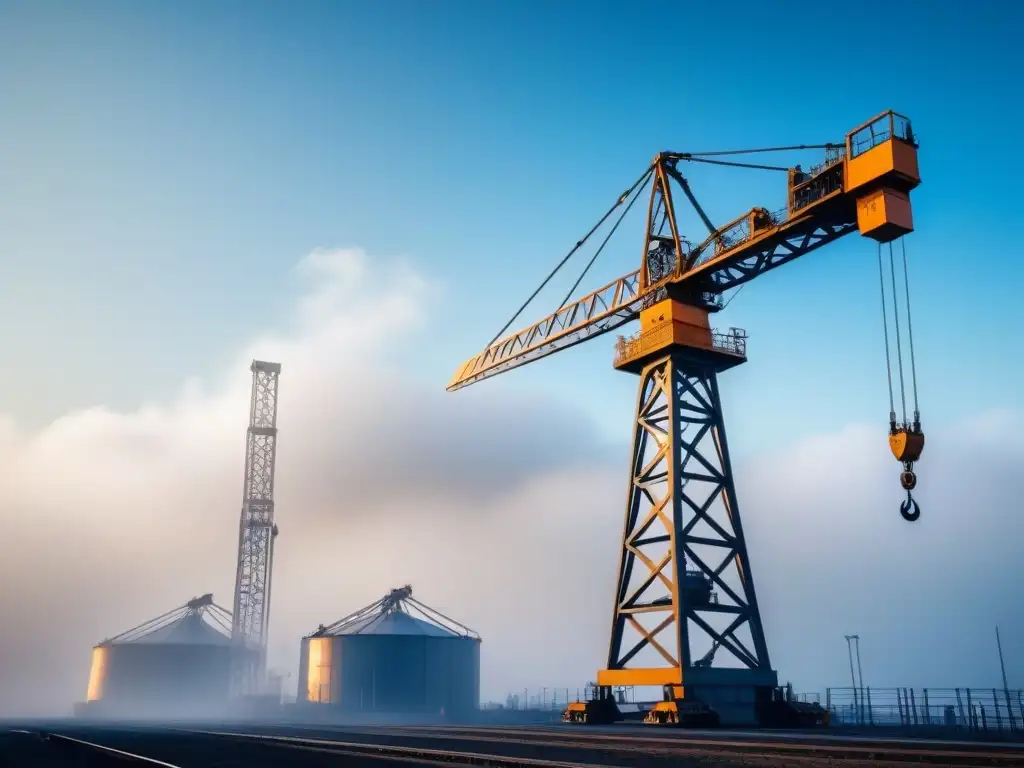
[[889, 427, 925, 463]]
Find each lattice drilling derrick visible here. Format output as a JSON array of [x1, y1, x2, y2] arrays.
[[447, 111, 924, 728], [231, 360, 281, 692]]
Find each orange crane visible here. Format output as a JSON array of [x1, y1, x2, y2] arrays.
[[447, 110, 923, 727]]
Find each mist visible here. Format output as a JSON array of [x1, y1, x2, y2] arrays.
[[1, 248, 1021, 718]]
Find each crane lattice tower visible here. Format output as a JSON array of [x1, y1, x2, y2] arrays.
[[447, 111, 923, 726], [231, 360, 282, 693]]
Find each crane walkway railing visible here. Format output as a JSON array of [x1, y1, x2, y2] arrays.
[[614, 326, 747, 368]]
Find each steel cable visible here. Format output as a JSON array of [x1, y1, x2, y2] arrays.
[[877, 243, 897, 421], [900, 238, 921, 421], [888, 241, 909, 424], [486, 164, 654, 347], [681, 156, 791, 172], [680, 143, 842, 157], [556, 167, 651, 311]]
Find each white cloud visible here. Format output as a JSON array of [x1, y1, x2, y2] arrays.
[[739, 416, 1024, 695], [0, 247, 1021, 717]]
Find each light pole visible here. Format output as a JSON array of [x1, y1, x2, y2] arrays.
[[853, 635, 865, 723], [996, 626, 1014, 726], [844, 634, 860, 723], [996, 626, 1010, 691]]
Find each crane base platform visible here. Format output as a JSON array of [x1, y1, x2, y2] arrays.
[[561, 697, 622, 725], [643, 699, 721, 727]]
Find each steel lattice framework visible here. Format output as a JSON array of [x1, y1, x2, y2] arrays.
[[231, 360, 281, 691], [607, 353, 775, 690], [446, 216, 858, 392]]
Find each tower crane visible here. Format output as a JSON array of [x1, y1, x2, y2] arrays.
[[447, 110, 924, 727]]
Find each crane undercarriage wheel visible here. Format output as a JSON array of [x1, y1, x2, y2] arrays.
[[562, 698, 617, 725], [644, 700, 719, 727]]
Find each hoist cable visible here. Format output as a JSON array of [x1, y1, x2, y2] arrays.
[[556, 167, 650, 310], [877, 243, 897, 420], [487, 164, 654, 347], [888, 241, 909, 425], [900, 238, 921, 421]]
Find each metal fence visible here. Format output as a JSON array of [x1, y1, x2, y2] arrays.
[[494, 688, 614, 712], [827, 687, 1024, 733], [494, 684, 1024, 735]]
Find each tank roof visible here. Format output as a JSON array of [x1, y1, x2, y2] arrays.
[[307, 585, 480, 640], [98, 593, 235, 647]]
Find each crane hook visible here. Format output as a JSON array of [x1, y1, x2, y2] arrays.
[[898, 465, 921, 522], [900, 491, 921, 522]]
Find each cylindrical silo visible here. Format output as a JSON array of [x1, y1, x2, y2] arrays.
[[81, 593, 248, 718], [298, 585, 481, 719]]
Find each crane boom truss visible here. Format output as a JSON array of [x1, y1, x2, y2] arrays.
[[448, 271, 643, 391], [448, 203, 856, 392]]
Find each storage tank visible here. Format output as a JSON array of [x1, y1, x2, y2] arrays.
[[298, 585, 481, 718], [82, 593, 252, 718]]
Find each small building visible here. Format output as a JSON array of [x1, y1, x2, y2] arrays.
[[82, 593, 253, 718], [299, 585, 481, 718]]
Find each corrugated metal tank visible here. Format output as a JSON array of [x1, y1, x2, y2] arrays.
[[299, 586, 481, 717], [84, 594, 242, 716]]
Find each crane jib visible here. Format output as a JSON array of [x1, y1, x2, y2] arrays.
[[447, 209, 856, 392], [447, 270, 644, 391]]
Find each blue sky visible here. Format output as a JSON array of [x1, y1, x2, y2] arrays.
[[2, 0, 1021, 451], [2, 0, 1024, 712], [0, 0, 1019, 448]]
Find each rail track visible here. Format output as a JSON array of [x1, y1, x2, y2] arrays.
[[3, 729, 184, 767], [207, 723, 1024, 767], [4, 722, 1024, 767]]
